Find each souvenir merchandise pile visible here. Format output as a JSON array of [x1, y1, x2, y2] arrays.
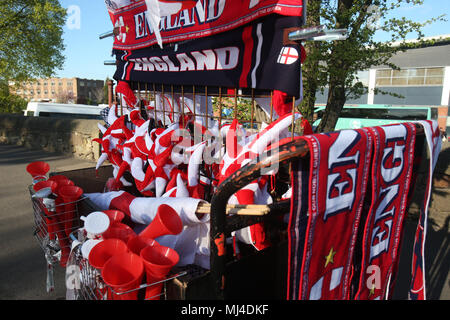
[[26, 0, 443, 301], [26, 86, 309, 299]]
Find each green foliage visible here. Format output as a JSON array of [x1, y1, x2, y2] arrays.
[[0, 83, 27, 113], [212, 96, 253, 122], [0, 0, 67, 83], [302, 0, 446, 133], [0, 0, 66, 113]]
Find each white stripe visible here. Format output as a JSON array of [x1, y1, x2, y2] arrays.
[[121, 51, 128, 80], [251, 23, 263, 88], [309, 277, 323, 300], [330, 267, 343, 291], [122, 61, 129, 80]]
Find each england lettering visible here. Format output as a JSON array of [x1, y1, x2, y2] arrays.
[[129, 47, 239, 72], [107, 0, 304, 50], [369, 125, 407, 263], [324, 130, 360, 220], [356, 123, 415, 300]]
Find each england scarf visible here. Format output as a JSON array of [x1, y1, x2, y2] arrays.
[[355, 123, 416, 300], [106, 0, 304, 50], [113, 15, 303, 98], [409, 120, 442, 300], [288, 129, 373, 300]]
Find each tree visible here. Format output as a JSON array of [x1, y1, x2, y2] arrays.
[[55, 89, 75, 104], [0, 82, 27, 113], [300, 0, 445, 133], [0, 0, 66, 112]]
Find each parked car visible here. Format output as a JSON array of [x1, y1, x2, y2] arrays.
[[24, 102, 104, 120]]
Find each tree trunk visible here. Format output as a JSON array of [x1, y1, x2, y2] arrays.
[[300, 45, 320, 123], [316, 0, 353, 133], [317, 78, 347, 133], [298, 0, 322, 124]]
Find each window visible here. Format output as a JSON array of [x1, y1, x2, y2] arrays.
[[353, 71, 370, 86], [376, 67, 445, 86]]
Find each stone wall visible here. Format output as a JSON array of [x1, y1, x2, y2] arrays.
[[0, 114, 100, 161]]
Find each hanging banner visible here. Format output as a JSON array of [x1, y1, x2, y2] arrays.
[[113, 15, 303, 97], [107, 0, 304, 50], [355, 123, 416, 300], [294, 129, 373, 300]]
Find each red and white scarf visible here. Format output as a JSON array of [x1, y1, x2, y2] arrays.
[[409, 120, 442, 300], [355, 123, 416, 300], [288, 128, 373, 300]]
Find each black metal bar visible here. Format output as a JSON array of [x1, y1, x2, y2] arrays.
[[209, 138, 309, 299]]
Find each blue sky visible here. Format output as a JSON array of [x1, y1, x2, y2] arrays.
[[56, 0, 450, 81]]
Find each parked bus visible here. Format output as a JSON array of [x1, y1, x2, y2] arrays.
[[24, 102, 105, 120], [313, 104, 439, 131]]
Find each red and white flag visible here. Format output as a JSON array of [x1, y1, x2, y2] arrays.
[[145, 0, 198, 48], [277, 47, 299, 65]]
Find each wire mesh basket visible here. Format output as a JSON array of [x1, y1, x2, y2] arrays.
[[67, 236, 188, 300], [30, 186, 85, 266], [114, 82, 304, 134]]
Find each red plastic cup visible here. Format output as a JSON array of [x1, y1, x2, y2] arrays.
[[140, 245, 179, 300], [50, 182, 75, 267], [139, 204, 183, 240], [103, 210, 125, 224], [58, 185, 83, 237], [101, 252, 144, 300], [88, 239, 128, 270], [26, 161, 50, 183], [127, 235, 159, 256], [33, 180, 58, 240], [103, 222, 136, 244]]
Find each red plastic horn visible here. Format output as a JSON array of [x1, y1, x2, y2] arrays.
[[139, 204, 183, 240], [33, 180, 58, 240], [48, 182, 74, 267], [33, 180, 57, 194], [101, 252, 144, 300], [103, 222, 136, 244], [140, 245, 179, 300], [88, 239, 128, 271], [58, 185, 83, 238], [127, 235, 159, 256], [102, 210, 125, 223], [48, 175, 74, 185], [26, 161, 50, 183]]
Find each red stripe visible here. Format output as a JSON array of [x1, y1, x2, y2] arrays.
[[110, 191, 136, 218], [125, 51, 134, 81], [239, 25, 254, 88]]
